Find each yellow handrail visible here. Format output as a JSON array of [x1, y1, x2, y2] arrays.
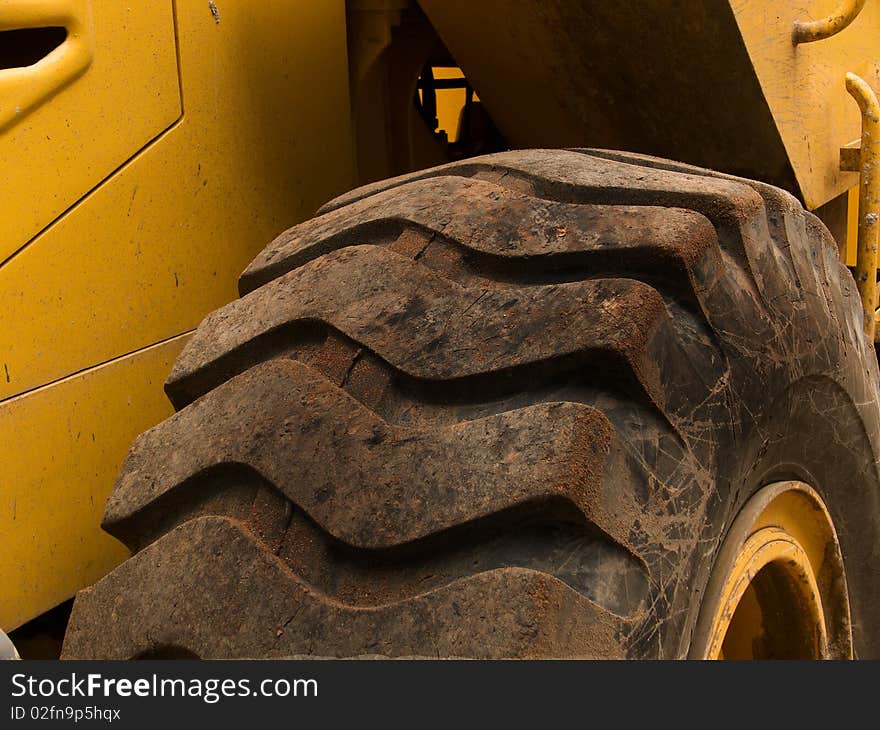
[[845, 72, 880, 339], [793, 0, 866, 43]]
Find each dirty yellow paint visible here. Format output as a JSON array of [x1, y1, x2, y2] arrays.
[[844, 72, 880, 339], [0, 0, 355, 627], [0, 0, 95, 132], [793, 0, 867, 43], [0, 335, 188, 631], [731, 0, 880, 209], [0, 0, 181, 262], [0, 0, 354, 402], [691, 482, 852, 660], [420, 0, 879, 212]]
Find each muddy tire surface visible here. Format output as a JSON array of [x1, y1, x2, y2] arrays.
[[62, 150, 880, 659]]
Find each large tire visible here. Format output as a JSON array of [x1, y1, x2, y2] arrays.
[[62, 150, 880, 659]]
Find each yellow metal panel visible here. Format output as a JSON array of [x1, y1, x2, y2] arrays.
[[0, 334, 188, 631], [0, 0, 355, 625], [0, 0, 94, 131], [0, 0, 181, 260], [730, 0, 880, 209], [0, 0, 355, 400]]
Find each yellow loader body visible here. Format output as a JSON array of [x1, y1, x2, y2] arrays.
[[1, 0, 354, 630]]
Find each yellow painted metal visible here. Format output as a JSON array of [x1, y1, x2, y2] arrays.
[[0, 335, 188, 631], [730, 0, 880, 209], [840, 140, 862, 172], [705, 529, 827, 659], [844, 72, 880, 339], [793, 0, 867, 43], [347, 0, 409, 183], [347, 0, 447, 183], [1, 0, 355, 628], [707, 527, 829, 659], [0, 0, 355, 402], [431, 67, 477, 143], [418, 1, 796, 190], [848, 185, 860, 265], [0, 0, 181, 263], [0, 0, 94, 131], [420, 1, 880, 211], [690, 482, 852, 660]]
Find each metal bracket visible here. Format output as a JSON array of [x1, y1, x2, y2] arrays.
[[839, 139, 861, 171]]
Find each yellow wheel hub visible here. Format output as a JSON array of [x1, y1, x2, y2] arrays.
[[691, 481, 852, 659]]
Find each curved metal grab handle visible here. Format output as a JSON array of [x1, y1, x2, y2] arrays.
[[793, 0, 866, 43], [845, 72, 880, 339]]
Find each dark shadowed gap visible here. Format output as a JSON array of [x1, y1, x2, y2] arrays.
[[0, 27, 67, 70]]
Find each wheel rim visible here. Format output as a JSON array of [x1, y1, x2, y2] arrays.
[[691, 481, 852, 660]]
